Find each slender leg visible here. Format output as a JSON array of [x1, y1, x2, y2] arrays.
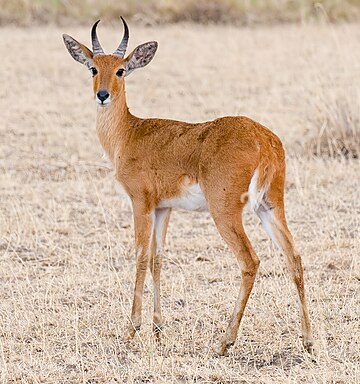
[[211, 207, 260, 356], [128, 206, 155, 338], [149, 208, 171, 334], [256, 200, 314, 352]]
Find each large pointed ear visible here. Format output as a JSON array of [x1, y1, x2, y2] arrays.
[[63, 34, 94, 69], [124, 41, 158, 77]]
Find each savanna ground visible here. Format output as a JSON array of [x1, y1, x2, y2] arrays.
[[0, 21, 359, 383]]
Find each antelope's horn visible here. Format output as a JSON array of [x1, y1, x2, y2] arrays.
[[113, 16, 129, 57], [91, 20, 104, 55]]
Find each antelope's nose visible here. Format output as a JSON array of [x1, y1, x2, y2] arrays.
[[97, 90, 110, 103]]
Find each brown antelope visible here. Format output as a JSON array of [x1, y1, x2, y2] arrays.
[[63, 18, 314, 355]]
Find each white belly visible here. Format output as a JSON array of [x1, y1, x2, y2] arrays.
[[158, 183, 208, 212]]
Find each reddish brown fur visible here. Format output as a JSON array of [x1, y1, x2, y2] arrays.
[[63, 27, 314, 355]]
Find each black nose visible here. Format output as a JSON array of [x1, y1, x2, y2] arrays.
[[97, 89, 110, 103]]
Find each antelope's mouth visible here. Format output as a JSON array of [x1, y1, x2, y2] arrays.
[[95, 97, 111, 106]]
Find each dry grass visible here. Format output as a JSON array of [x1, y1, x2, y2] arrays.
[[307, 88, 360, 158], [0, 22, 359, 383], [2, 0, 360, 25]]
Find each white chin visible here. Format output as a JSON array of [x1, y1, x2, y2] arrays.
[[95, 98, 111, 106]]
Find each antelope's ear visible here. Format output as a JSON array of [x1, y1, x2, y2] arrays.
[[63, 34, 94, 69], [124, 41, 158, 77]]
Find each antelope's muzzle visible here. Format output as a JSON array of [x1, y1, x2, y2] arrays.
[[96, 89, 110, 105]]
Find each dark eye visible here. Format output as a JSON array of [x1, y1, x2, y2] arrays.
[[116, 68, 125, 77], [90, 67, 98, 77]]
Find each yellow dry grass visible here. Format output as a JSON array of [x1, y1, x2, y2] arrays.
[[0, 22, 359, 383]]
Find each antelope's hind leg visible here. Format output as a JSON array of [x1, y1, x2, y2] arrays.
[[209, 201, 260, 356], [256, 185, 314, 352]]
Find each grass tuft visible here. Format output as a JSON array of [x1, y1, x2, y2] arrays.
[[308, 90, 360, 159]]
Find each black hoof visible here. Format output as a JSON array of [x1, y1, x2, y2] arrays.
[[153, 324, 163, 334]]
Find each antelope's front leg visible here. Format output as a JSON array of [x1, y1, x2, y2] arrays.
[[128, 207, 155, 338], [150, 208, 171, 335]]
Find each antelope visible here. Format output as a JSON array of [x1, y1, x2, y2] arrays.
[[63, 18, 314, 356]]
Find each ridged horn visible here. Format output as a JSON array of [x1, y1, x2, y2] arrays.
[[91, 20, 104, 55], [113, 16, 129, 57]]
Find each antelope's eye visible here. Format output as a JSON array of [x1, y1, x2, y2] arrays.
[[116, 68, 125, 77], [90, 67, 98, 77]]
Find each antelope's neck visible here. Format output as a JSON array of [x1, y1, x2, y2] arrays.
[[96, 94, 133, 164]]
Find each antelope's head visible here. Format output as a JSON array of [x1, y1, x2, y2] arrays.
[[63, 18, 158, 107]]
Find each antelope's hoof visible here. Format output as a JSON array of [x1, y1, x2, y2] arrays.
[[216, 340, 234, 357], [127, 324, 141, 340], [153, 324, 163, 337], [303, 339, 315, 354]]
